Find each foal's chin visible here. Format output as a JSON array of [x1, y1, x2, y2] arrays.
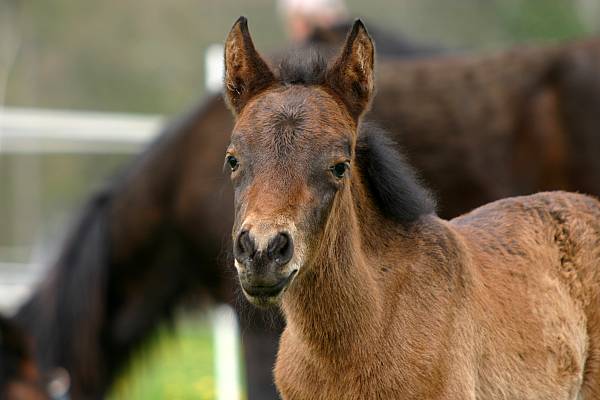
[[243, 290, 286, 308], [240, 269, 298, 308]]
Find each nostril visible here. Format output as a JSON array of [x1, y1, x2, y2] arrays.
[[235, 230, 256, 262], [268, 232, 294, 265]]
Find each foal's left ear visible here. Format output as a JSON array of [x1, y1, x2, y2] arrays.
[[326, 20, 375, 121], [224, 17, 276, 115]]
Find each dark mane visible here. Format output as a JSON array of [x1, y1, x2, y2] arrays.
[[356, 123, 436, 223], [277, 49, 328, 86]]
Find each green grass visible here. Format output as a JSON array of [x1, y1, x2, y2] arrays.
[[109, 314, 231, 400]]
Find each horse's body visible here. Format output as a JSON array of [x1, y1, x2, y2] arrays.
[[372, 38, 600, 216], [223, 18, 600, 399]]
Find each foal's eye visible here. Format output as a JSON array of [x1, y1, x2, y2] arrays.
[[330, 162, 349, 179], [226, 155, 239, 171]]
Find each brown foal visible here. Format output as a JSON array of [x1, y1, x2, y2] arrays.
[[223, 17, 600, 399]]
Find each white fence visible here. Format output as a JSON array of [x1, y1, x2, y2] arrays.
[[0, 107, 163, 154]]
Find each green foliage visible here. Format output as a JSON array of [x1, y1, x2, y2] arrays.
[[109, 315, 224, 400]]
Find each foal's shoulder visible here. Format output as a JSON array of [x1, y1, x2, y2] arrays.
[[445, 192, 600, 269]]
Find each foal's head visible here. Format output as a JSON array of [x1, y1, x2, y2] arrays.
[[224, 17, 375, 306]]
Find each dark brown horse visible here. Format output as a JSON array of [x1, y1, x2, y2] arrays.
[[10, 100, 234, 399], [223, 17, 600, 399]]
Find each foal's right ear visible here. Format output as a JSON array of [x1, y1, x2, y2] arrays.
[[224, 17, 276, 115]]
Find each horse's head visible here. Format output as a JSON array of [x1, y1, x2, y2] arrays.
[[0, 316, 46, 400], [0, 317, 70, 400], [223, 17, 374, 306]]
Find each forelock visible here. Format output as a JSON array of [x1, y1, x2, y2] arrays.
[[277, 48, 328, 86]]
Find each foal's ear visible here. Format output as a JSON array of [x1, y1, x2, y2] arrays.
[[224, 17, 276, 115], [326, 20, 375, 121]]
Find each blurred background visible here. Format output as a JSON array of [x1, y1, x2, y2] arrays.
[[0, 0, 598, 398]]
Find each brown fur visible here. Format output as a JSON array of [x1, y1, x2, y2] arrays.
[[278, 190, 600, 399], [225, 18, 600, 399]]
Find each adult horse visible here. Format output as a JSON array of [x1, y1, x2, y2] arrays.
[[223, 17, 600, 399], [11, 99, 234, 399]]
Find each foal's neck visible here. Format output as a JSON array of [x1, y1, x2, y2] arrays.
[[282, 177, 405, 361]]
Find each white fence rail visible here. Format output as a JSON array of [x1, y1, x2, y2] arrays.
[[0, 107, 163, 153]]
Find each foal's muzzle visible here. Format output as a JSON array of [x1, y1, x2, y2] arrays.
[[234, 230, 293, 266], [233, 230, 296, 304]]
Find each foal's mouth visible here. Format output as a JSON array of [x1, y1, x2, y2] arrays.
[[241, 270, 298, 306]]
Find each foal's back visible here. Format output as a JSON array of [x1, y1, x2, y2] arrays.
[[452, 191, 600, 398]]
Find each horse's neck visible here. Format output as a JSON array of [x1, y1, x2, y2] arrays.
[[16, 134, 189, 396], [110, 134, 184, 261], [282, 185, 387, 361]]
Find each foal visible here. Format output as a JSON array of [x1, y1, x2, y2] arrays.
[[224, 17, 600, 399]]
